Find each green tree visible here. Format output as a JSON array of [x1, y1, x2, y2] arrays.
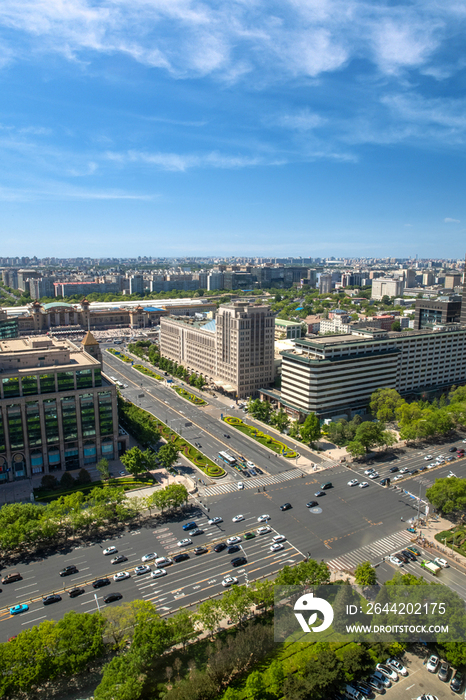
[[346, 440, 365, 459], [245, 670, 265, 699], [270, 409, 289, 432], [94, 653, 146, 700], [391, 320, 401, 331], [303, 648, 345, 700], [426, 477, 466, 514], [221, 585, 252, 626], [196, 599, 222, 638], [40, 474, 58, 490], [370, 388, 404, 422], [60, 471, 75, 489], [354, 561, 377, 586], [168, 609, 197, 649], [76, 468, 91, 485], [96, 458, 110, 480], [338, 644, 373, 679], [120, 446, 157, 476], [353, 421, 386, 452], [299, 412, 321, 445], [157, 443, 179, 469], [266, 660, 285, 697]]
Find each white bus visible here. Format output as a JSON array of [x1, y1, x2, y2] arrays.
[[218, 451, 237, 466]]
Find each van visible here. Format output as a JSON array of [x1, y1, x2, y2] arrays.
[[345, 684, 364, 700], [109, 376, 117, 382], [321, 482, 332, 490], [1, 572, 22, 584], [238, 482, 244, 490]]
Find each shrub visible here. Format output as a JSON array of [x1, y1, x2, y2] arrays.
[[40, 474, 58, 490]]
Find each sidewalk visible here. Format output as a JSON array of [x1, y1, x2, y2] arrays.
[[413, 515, 466, 571]]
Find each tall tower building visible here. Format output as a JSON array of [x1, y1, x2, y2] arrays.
[[461, 256, 466, 326]]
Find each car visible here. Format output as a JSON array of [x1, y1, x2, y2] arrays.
[[103, 592, 123, 604], [415, 696, 438, 700], [92, 578, 111, 588], [434, 557, 449, 568], [2, 572, 22, 584], [449, 446, 458, 452], [173, 553, 189, 563], [409, 469, 419, 475], [243, 532, 255, 540], [223, 434, 230, 438], [424, 455, 433, 460], [43, 594, 62, 605], [389, 555, 403, 567], [419, 465, 427, 471], [386, 658, 408, 676], [371, 671, 391, 688], [393, 475, 404, 481], [231, 556, 247, 567], [270, 543, 284, 551], [119, 470, 126, 476], [272, 535, 286, 543], [182, 521, 197, 531], [314, 490, 326, 497], [450, 671, 464, 693], [177, 539, 192, 547], [103, 546, 117, 555], [59, 565, 78, 577], [257, 526, 271, 535], [359, 482, 369, 489], [348, 479, 359, 487], [380, 478, 390, 486], [458, 449, 465, 454], [113, 571, 130, 581], [369, 471, 380, 479], [111, 554, 128, 565], [194, 546, 208, 555], [213, 542, 227, 552], [376, 664, 398, 681], [237, 482, 244, 489], [354, 680, 374, 697], [400, 467, 410, 473], [463, 439, 466, 443], [255, 467, 263, 474], [426, 654, 439, 673], [438, 661, 450, 682], [436, 459, 445, 465], [246, 461, 255, 469], [364, 468, 375, 475], [208, 516, 223, 525], [222, 576, 239, 587], [401, 549, 416, 561], [190, 528, 204, 536], [446, 457, 455, 463], [134, 565, 151, 575], [9, 604, 29, 615], [257, 514, 271, 522], [150, 568, 167, 578], [141, 552, 157, 562], [68, 587, 85, 598], [365, 677, 385, 693], [396, 552, 408, 563], [389, 466, 399, 473], [280, 503, 292, 511], [228, 545, 241, 554], [427, 463, 437, 469], [306, 500, 319, 508], [227, 536, 242, 545], [232, 514, 244, 523], [155, 556, 173, 567]]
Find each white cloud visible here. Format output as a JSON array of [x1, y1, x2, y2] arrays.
[[444, 217, 460, 223], [107, 149, 265, 171], [274, 109, 326, 131]]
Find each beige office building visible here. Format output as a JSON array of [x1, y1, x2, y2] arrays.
[[160, 301, 275, 398]]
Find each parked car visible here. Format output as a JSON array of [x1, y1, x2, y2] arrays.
[[279, 503, 292, 511], [359, 482, 369, 489], [306, 500, 319, 508], [365, 676, 385, 693], [272, 535, 286, 543], [371, 672, 391, 688], [257, 526, 271, 535], [348, 479, 359, 487], [257, 514, 271, 522], [426, 654, 439, 673], [270, 543, 284, 552], [450, 671, 463, 693], [438, 661, 450, 682], [386, 658, 408, 676], [314, 490, 326, 497], [376, 664, 398, 681]]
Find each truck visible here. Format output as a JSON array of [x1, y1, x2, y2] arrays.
[[421, 559, 441, 576]]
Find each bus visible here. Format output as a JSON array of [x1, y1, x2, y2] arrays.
[[218, 451, 237, 466]]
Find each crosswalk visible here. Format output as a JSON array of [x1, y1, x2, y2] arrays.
[[326, 530, 414, 572], [204, 468, 304, 496]]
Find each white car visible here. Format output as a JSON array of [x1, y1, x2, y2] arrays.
[[103, 546, 117, 555], [177, 538, 192, 547], [272, 535, 286, 543], [416, 695, 437, 700], [134, 565, 151, 575], [347, 479, 359, 487], [237, 482, 244, 490], [364, 468, 375, 475], [257, 514, 271, 522], [257, 526, 271, 535], [246, 461, 255, 469], [222, 576, 238, 587], [426, 654, 439, 673], [434, 557, 449, 568], [232, 514, 244, 523], [389, 555, 403, 567], [368, 471, 379, 479], [227, 536, 242, 545], [359, 482, 369, 488], [400, 467, 410, 474], [208, 516, 223, 525], [113, 571, 130, 581], [424, 455, 433, 460], [155, 557, 172, 567], [393, 475, 404, 481], [427, 463, 437, 469], [376, 663, 398, 681], [150, 568, 167, 578], [386, 658, 408, 676], [141, 552, 157, 562], [436, 459, 445, 465], [463, 439, 466, 444], [270, 543, 284, 552]]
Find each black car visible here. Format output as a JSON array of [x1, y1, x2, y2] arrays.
[[173, 553, 189, 563], [231, 556, 247, 567], [449, 446, 458, 452], [401, 549, 416, 562], [214, 542, 227, 552], [280, 503, 292, 511], [194, 546, 208, 555], [380, 478, 390, 485], [223, 434, 230, 438], [92, 578, 111, 589], [419, 465, 427, 471], [409, 468, 419, 475], [111, 555, 128, 565], [396, 552, 408, 563], [103, 592, 123, 604], [227, 545, 241, 554], [354, 680, 373, 696], [255, 467, 263, 474], [59, 565, 78, 577], [43, 594, 62, 605], [389, 466, 399, 473], [451, 671, 464, 693], [68, 587, 85, 598], [306, 500, 318, 508]]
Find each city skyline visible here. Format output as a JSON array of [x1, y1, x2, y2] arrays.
[[0, 1, 465, 257]]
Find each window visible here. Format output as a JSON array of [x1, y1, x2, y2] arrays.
[[61, 397, 77, 440], [7, 405, 24, 449], [40, 373, 56, 394], [44, 399, 59, 444], [80, 394, 96, 437], [57, 371, 75, 392], [26, 402, 42, 447], [22, 375, 38, 396], [3, 377, 20, 399], [0, 411, 4, 454], [76, 369, 93, 389], [98, 392, 114, 436]]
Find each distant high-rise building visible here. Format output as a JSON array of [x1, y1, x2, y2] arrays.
[[319, 274, 333, 294]]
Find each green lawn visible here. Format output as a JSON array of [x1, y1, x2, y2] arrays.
[[34, 475, 154, 502], [133, 364, 163, 381], [223, 416, 298, 458], [174, 385, 207, 406]]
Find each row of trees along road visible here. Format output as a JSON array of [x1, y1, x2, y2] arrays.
[[128, 340, 206, 389]]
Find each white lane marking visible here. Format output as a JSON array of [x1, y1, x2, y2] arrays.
[[21, 615, 46, 625], [14, 582, 39, 590], [16, 590, 39, 598]]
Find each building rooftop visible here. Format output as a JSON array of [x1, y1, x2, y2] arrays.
[[0, 335, 99, 374], [275, 318, 301, 326]]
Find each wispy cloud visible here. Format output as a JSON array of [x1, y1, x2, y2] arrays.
[[445, 217, 460, 223], [0, 183, 155, 201], [107, 149, 266, 172]]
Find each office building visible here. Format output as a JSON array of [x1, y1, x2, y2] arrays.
[[319, 274, 333, 294], [371, 278, 404, 300], [160, 301, 275, 398], [129, 275, 144, 295], [414, 297, 462, 330], [275, 319, 302, 340], [0, 311, 18, 339], [422, 272, 435, 286], [444, 274, 462, 289], [0, 334, 126, 484]]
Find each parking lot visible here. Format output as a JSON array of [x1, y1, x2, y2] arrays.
[[378, 650, 463, 700]]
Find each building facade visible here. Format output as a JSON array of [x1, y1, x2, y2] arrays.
[[414, 297, 462, 330], [0, 334, 125, 484], [160, 301, 275, 397], [371, 278, 404, 300]]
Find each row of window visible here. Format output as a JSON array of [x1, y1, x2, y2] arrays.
[[1, 368, 101, 399]]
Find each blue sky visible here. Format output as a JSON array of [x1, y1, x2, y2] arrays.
[[0, 0, 466, 259]]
